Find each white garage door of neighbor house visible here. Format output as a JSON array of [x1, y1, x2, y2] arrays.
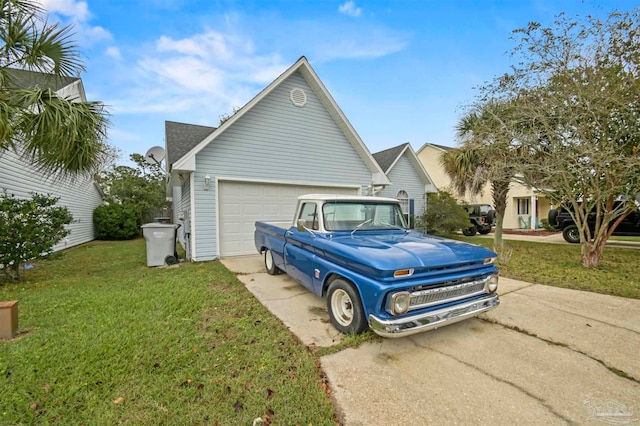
[[219, 181, 358, 256]]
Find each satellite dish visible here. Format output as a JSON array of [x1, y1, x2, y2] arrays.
[[145, 146, 165, 166]]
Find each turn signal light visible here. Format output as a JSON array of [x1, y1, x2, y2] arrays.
[[394, 269, 414, 278]]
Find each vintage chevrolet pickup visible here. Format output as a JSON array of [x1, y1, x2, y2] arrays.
[[254, 194, 500, 338]]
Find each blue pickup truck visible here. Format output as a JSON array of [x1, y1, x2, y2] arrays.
[[254, 194, 500, 338]]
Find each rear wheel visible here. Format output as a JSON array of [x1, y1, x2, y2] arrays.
[[478, 228, 491, 235], [562, 225, 580, 244], [462, 225, 477, 236], [327, 279, 368, 335], [264, 249, 281, 275], [548, 209, 558, 227]]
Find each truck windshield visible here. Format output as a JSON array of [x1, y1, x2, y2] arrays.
[[322, 202, 408, 232]]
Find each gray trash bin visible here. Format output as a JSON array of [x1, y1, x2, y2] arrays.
[[141, 223, 179, 267]]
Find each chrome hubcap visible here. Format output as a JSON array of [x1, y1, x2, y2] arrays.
[[331, 289, 353, 326], [265, 251, 273, 269]]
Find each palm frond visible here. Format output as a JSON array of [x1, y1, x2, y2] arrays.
[[13, 88, 110, 175]]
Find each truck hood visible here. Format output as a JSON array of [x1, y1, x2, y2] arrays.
[[321, 231, 497, 275]]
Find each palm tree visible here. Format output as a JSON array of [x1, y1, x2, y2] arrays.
[[0, 0, 109, 174], [442, 101, 516, 252]]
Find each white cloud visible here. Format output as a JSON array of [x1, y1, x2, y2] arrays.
[[105, 46, 121, 60], [39, 0, 112, 44], [81, 24, 112, 43], [313, 32, 407, 61], [338, 1, 362, 18], [40, 0, 91, 21], [156, 32, 230, 59], [107, 30, 287, 120]]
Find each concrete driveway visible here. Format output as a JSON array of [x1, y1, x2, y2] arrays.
[[221, 255, 640, 425]]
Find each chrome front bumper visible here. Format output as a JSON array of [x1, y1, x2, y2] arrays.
[[368, 293, 500, 338]]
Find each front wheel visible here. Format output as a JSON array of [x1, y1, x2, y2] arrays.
[[562, 225, 580, 244], [327, 279, 368, 335], [264, 249, 281, 275], [462, 225, 477, 236]]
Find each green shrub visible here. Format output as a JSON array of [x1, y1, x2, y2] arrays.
[[416, 191, 471, 235], [93, 203, 139, 240], [0, 193, 72, 281], [540, 218, 555, 231]]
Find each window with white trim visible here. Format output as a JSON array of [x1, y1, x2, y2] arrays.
[[517, 198, 530, 215], [396, 190, 409, 214]]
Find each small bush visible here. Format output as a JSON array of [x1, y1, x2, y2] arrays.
[[0, 193, 72, 281], [540, 218, 555, 231], [93, 203, 139, 240], [416, 191, 471, 235]]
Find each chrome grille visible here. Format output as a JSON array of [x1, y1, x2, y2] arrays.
[[409, 279, 487, 311]]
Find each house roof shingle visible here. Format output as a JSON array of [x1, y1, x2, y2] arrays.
[[4, 68, 79, 91], [165, 121, 216, 168], [372, 143, 410, 172]]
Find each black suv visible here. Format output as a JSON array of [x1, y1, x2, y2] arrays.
[[548, 202, 640, 243], [462, 204, 495, 236]]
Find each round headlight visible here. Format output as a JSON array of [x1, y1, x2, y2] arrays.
[[487, 275, 499, 293], [391, 292, 411, 315]]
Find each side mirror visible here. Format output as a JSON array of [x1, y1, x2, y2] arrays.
[[296, 219, 307, 232]]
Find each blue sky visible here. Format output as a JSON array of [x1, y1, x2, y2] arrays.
[[41, 0, 635, 163]]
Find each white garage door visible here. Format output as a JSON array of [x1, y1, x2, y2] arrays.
[[219, 181, 358, 256]]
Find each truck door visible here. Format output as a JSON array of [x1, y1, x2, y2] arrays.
[[284, 202, 319, 291]]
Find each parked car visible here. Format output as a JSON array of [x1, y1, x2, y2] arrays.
[[462, 204, 495, 236], [255, 194, 500, 338], [548, 202, 640, 243]]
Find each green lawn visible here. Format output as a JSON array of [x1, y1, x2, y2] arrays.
[[0, 240, 336, 425], [1, 237, 638, 424]]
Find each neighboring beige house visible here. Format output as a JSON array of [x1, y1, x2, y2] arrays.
[[415, 143, 552, 230]]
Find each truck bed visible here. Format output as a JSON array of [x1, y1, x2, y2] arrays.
[[254, 221, 290, 260]]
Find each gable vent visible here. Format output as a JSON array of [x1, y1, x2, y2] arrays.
[[290, 88, 307, 107]]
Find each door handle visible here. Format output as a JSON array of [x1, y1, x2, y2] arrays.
[[286, 231, 294, 236]]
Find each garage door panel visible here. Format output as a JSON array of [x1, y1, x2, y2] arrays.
[[224, 204, 242, 215], [219, 182, 357, 256]]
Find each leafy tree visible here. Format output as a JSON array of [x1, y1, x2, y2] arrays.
[[99, 153, 169, 230], [416, 191, 471, 235], [482, 9, 640, 268], [0, 0, 109, 174], [0, 192, 72, 281]]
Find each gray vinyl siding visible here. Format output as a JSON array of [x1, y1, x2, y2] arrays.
[[192, 71, 372, 261], [0, 149, 103, 252], [377, 153, 427, 217]]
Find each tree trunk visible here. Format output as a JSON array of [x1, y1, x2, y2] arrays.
[[581, 240, 606, 268], [494, 213, 505, 253], [492, 180, 509, 254]]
